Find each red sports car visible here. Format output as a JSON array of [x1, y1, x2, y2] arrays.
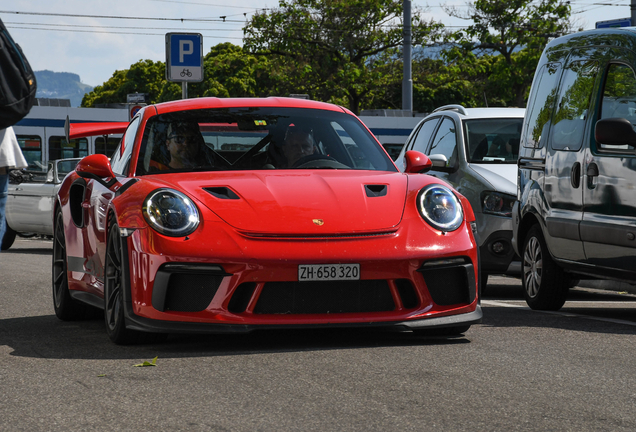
[[53, 97, 482, 344]]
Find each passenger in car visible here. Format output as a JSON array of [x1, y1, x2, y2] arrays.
[[149, 121, 215, 171], [281, 124, 316, 167]]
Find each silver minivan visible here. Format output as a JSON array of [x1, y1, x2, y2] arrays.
[[395, 105, 525, 288]]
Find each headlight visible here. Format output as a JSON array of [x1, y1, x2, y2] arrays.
[[481, 191, 515, 217], [417, 184, 463, 232], [142, 189, 199, 236]]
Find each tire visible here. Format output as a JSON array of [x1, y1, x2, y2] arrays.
[[52, 208, 94, 320], [104, 216, 166, 344], [104, 216, 139, 344], [522, 224, 570, 311], [1, 224, 16, 250]]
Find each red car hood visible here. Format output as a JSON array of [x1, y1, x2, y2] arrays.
[[152, 171, 408, 235]]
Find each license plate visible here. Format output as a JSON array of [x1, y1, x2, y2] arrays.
[[298, 264, 360, 281]]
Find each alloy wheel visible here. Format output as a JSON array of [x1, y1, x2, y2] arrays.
[[523, 235, 542, 298]]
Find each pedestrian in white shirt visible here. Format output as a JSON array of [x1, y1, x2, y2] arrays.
[[0, 127, 27, 250]]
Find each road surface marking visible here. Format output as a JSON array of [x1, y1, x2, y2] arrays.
[[482, 300, 636, 327]]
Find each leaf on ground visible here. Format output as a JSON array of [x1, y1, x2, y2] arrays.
[[133, 356, 158, 367]]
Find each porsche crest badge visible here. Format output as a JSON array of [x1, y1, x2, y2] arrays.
[[312, 219, 324, 226]]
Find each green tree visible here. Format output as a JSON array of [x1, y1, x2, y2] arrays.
[[82, 44, 282, 107], [82, 60, 166, 107], [446, 0, 573, 107], [243, 0, 443, 114]]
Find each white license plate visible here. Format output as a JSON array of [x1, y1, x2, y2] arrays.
[[298, 264, 360, 281]]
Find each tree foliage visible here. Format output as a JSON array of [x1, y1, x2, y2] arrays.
[[82, 60, 165, 107], [81, 0, 575, 113], [82, 44, 280, 107], [446, 0, 574, 106], [243, 0, 443, 114]]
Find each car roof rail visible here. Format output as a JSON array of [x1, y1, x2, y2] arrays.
[[432, 104, 468, 115]]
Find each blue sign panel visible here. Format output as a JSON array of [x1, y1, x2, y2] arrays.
[[596, 18, 631, 29], [165, 33, 203, 82]]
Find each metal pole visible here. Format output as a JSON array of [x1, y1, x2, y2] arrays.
[[402, 0, 413, 113], [632, 0, 636, 26], [182, 82, 188, 99]]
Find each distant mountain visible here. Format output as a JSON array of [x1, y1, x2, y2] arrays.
[[34, 70, 93, 108]]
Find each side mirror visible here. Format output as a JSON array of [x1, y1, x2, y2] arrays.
[[403, 150, 432, 173], [76, 154, 115, 181], [595, 118, 636, 148], [428, 154, 448, 168]]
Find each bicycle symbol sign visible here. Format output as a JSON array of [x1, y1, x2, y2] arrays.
[[165, 33, 203, 82]]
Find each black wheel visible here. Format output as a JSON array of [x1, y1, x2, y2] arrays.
[[1, 224, 16, 250], [104, 216, 166, 344], [522, 224, 569, 311], [104, 217, 139, 344], [52, 208, 94, 320]]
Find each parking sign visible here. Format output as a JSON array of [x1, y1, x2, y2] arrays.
[[165, 33, 203, 82]]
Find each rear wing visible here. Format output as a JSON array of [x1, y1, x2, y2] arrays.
[[64, 116, 129, 141]]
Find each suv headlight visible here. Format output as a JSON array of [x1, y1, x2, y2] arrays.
[[481, 191, 515, 217], [417, 184, 463, 232], [143, 189, 199, 236]]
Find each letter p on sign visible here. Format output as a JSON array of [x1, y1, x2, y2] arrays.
[[179, 40, 193, 62]]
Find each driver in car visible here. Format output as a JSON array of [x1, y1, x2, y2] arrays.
[[282, 124, 316, 167]]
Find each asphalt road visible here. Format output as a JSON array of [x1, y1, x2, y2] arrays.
[[1, 237, 636, 431]]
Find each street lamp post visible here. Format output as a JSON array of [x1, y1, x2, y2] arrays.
[[402, 0, 413, 113]]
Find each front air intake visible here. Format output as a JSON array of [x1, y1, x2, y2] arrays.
[[254, 280, 395, 314], [152, 264, 228, 312], [418, 259, 475, 306]]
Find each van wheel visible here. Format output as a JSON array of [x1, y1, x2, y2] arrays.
[[522, 225, 569, 311], [1, 225, 16, 250]]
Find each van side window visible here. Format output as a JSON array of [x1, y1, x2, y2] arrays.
[[409, 118, 440, 153], [599, 63, 636, 151], [522, 62, 561, 148], [550, 60, 598, 151], [428, 117, 458, 167]]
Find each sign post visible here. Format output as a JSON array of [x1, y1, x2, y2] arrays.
[[165, 33, 204, 99], [595, 17, 631, 28]]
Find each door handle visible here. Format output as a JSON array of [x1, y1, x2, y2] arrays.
[[570, 162, 581, 188], [587, 162, 599, 189]]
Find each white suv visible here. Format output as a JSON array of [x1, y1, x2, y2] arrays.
[[395, 105, 525, 289]]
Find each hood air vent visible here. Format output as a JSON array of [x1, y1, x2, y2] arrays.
[[365, 184, 387, 197], [204, 187, 240, 200]]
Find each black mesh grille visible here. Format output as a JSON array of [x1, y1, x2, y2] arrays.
[[420, 266, 470, 306], [163, 273, 223, 312], [254, 280, 395, 314], [228, 283, 257, 313], [396, 279, 419, 309]]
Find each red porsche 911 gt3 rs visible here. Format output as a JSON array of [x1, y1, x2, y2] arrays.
[[53, 97, 482, 344]]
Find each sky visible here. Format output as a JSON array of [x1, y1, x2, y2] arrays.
[[2, 0, 632, 88]]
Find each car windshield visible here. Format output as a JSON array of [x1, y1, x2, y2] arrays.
[[135, 107, 396, 175], [464, 118, 523, 163]]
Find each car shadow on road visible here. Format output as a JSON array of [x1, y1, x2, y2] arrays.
[[0, 313, 471, 360]]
